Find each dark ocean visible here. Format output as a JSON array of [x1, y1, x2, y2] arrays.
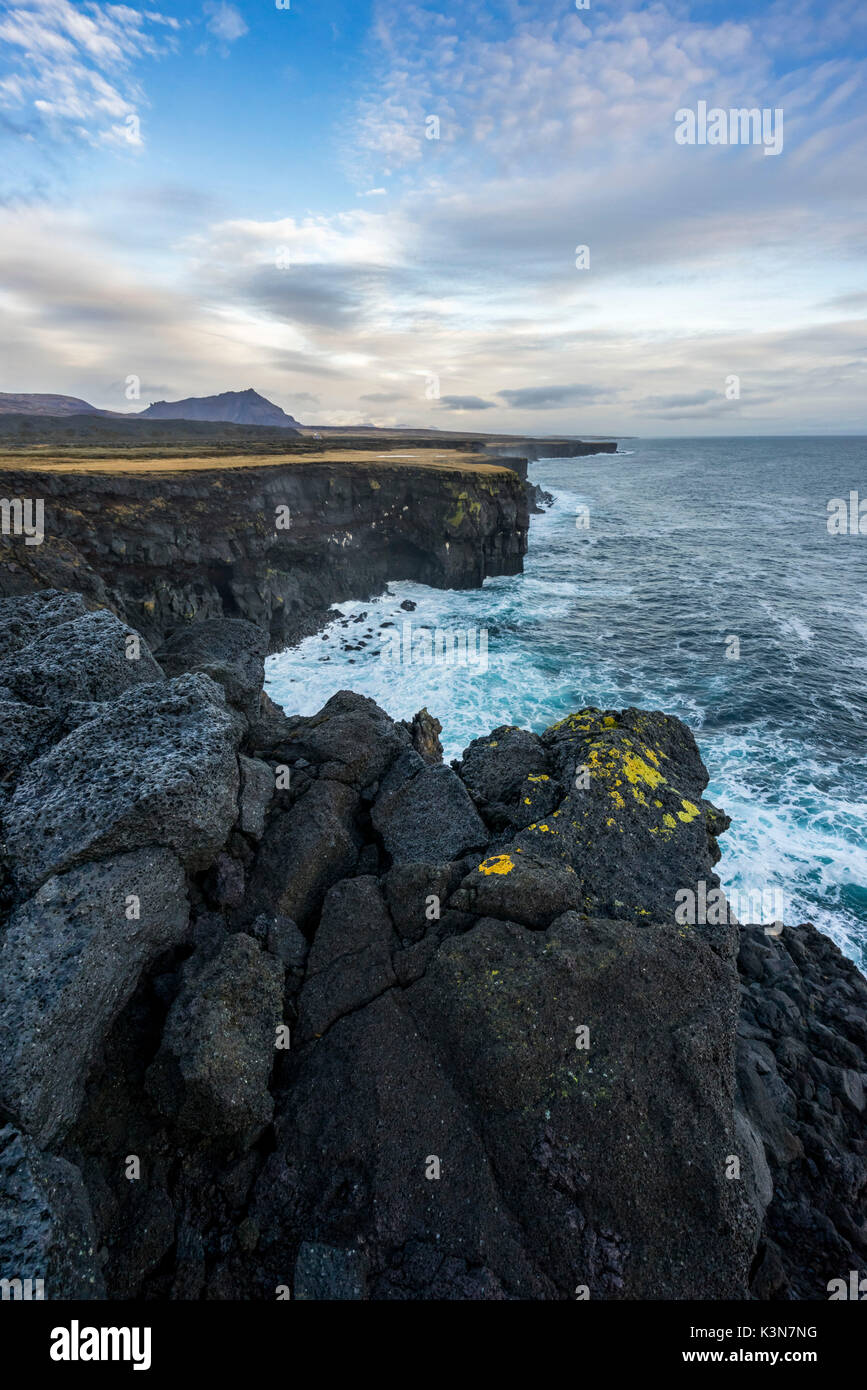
[[267, 437, 867, 970]]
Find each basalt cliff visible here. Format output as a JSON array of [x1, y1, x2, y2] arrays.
[[0, 454, 528, 651], [0, 450, 864, 1302]]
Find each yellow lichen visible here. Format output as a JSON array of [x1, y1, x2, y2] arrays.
[[620, 750, 665, 789], [478, 854, 515, 876]]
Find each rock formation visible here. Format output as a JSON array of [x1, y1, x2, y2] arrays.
[[0, 592, 863, 1299], [0, 457, 528, 651]]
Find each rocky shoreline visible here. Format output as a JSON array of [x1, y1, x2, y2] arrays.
[[0, 589, 864, 1300]]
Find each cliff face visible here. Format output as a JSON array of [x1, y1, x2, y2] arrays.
[[487, 439, 618, 461], [0, 593, 863, 1301], [0, 457, 528, 650]]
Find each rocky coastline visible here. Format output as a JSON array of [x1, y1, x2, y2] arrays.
[[0, 445, 864, 1301], [0, 455, 528, 651], [0, 585, 863, 1300]]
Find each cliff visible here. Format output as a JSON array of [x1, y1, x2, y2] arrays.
[[0, 592, 863, 1300], [487, 438, 618, 461], [0, 452, 528, 650]]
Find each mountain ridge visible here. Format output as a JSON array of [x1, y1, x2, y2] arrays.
[[139, 388, 301, 429], [0, 388, 302, 430]]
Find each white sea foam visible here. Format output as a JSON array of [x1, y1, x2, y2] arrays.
[[266, 441, 867, 972]]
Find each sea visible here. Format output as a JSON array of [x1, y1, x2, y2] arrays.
[[266, 437, 867, 971]]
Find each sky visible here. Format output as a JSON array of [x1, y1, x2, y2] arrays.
[[0, 0, 865, 436]]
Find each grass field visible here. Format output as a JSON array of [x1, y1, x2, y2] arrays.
[[0, 447, 512, 476]]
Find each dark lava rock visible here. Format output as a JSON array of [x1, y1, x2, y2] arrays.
[[264, 915, 308, 972], [372, 754, 489, 864], [297, 877, 397, 1041], [155, 617, 267, 719], [497, 707, 732, 938], [0, 592, 861, 1305], [454, 724, 552, 815], [0, 700, 58, 780], [253, 911, 755, 1299], [383, 861, 465, 941], [6, 673, 242, 889], [294, 1241, 369, 1299], [146, 933, 283, 1147], [237, 754, 274, 839], [243, 778, 362, 927], [0, 849, 189, 1145], [0, 1124, 103, 1299], [400, 707, 444, 765], [272, 690, 409, 787], [449, 850, 583, 929], [0, 608, 164, 712], [737, 922, 867, 1299], [0, 589, 90, 656]]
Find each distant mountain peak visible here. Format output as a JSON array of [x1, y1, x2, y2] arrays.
[[139, 389, 301, 429], [0, 392, 107, 417]]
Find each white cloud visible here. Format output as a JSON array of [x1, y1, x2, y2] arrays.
[[0, 0, 177, 147], [203, 2, 248, 45]]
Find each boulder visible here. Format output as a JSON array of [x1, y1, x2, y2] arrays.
[[155, 617, 267, 718], [737, 922, 867, 1298], [0, 700, 58, 780], [238, 755, 274, 839], [0, 589, 89, 657], [270, 690, 410, 787], [457, 707, 734, 936], [0, 848, 189, 1144], [297, 877, 397, 1041], [383, 862, 465, 942], [146, 933, 283, 1147], [252, 988, 544, 1298], [0, 1125, 103, 1299], [372, 754, 488, 865], [254, 910, 756, 1300], [6, 673, 242, 888], [453, 724, 553, 826], [400, 707, 443, 766], [449, 851, 583, 929], [0, 608, 164, 712], [243, 778, 361, 926]]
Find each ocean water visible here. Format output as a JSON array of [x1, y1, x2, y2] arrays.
[[266, 437, 867, 970]]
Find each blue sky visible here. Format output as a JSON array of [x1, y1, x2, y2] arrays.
[[1, 0, 865, 433]]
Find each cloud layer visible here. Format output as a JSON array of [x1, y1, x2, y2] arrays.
[[0, 0, 864, 433]]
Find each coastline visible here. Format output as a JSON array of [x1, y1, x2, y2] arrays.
[[0, 440, 865, 1301], [0, 588, 863, 1298]]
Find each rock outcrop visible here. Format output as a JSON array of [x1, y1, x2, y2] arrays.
[[0, 456, 528, 651], [0, 594, 863, 1300]]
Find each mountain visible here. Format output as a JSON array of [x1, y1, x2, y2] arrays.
[[138, 388, 301, 429], [0, 388, 303, 430], [0, 392, 109, 417]]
